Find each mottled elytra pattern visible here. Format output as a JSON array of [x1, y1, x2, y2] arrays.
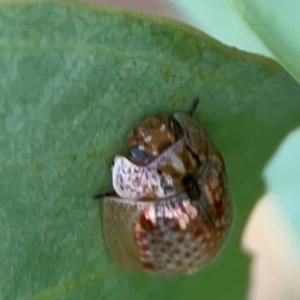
[[134, 199, 217, 276], [132, 149, 232, 276], [203, 152, 231, 222], [103, 111, 233, 276]]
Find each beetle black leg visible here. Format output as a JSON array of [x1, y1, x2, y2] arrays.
[[189, 98, 200, 116], [182, 174, 214, 228], [182, 174, 201, 200], [93, 192, 115, 200]]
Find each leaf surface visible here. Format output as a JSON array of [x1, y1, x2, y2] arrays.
[[1, 2, 300, 300]]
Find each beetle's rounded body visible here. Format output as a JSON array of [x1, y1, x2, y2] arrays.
[[102, 111, 233, 277]]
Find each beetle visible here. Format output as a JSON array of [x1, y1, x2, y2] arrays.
[[95, 99, 233, 277]]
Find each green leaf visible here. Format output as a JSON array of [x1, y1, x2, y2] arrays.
[[228, 0, 300, 83], [0, 1, 299, 300], [165, 0, 273, 57]]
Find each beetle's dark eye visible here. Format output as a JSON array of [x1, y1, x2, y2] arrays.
[[169, 118, 182, 137], [129, 147, 148, 162]]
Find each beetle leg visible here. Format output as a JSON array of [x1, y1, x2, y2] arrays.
[[188, 98, 200, 116], [93, 191, 115, 199], [182, 174, 214, 229]]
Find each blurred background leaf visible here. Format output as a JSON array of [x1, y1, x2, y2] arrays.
[[0, 1, 299, 300], [229, 0, 300, 83], [165, 0, 272, 57], [167, 0, 300, 82]]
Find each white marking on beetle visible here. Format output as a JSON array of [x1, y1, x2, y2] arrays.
[[146, 206, 156, 224], [144, 135, 153, 143], [160, 124, 166, 132], [204, 185, 214, 204]]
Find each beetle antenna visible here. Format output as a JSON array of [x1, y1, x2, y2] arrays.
[[189, 98, 200, 116], [93, 192, 115, 200]]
